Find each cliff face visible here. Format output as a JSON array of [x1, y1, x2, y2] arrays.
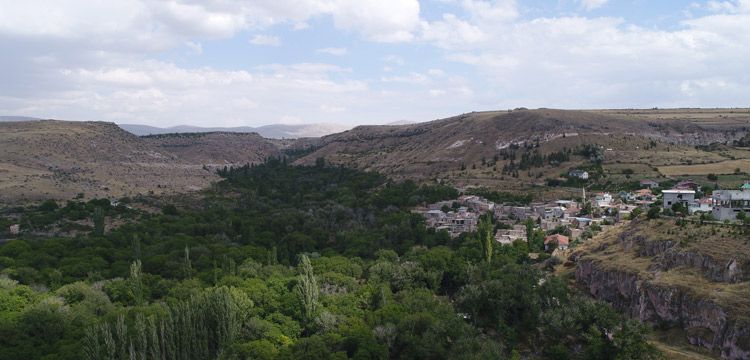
[[573, 221, 750, 359], [576, 260, 750, 359]]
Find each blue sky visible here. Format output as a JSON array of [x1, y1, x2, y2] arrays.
[[1, 0, 749, 127]]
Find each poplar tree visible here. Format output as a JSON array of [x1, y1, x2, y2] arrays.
[[296, 254, 319, 330], [478, 215, 494, 264]]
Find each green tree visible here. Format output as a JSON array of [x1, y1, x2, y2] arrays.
[[477, 215, 494, 264], [647, 207, 661, 219], [92, 207, 105, 236], [296, 255, 319, 331], [128, 260, 144, 306]]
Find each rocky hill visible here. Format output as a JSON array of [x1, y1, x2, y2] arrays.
[[0, 121, 284, 203], [572, 220, 750, 359], [295, 109, 750, 190], [140, 132, 287, 167]]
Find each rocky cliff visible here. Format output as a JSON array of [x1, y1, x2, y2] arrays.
[[573, 221, 750, 359]]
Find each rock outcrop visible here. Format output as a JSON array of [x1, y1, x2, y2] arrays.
[[576, 258, 750, 359]]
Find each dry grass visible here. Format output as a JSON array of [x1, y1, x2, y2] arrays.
[[659, 159, 750, 176]]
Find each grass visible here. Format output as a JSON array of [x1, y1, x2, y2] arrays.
[[659, 159, 750, 176]]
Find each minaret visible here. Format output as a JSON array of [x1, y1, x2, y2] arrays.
[[582, 187, 586, 207]]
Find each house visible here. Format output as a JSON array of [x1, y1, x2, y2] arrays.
[[594, 192, 613, 208], [420, 207, 479, 237], [640, 179, 660, 189], [618, 191, 636, 202], [635, 189, 657, 201], [711, 189, 750, 221], [662, 189, 695, 209], [495, 226, 527, 245], [689, 198, 713, 214], [571, 217, 593, 229], [544, 234, 569, 251], [458, 195, 495, 213], [568, 170, 589, 180], [9, 224, 20, 235]]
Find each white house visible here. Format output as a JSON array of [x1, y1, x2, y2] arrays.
[[689, 198, 713, 214], [662, 189, 695, 209], [568, 170, 589, 180], [594, 193, 613, 208]]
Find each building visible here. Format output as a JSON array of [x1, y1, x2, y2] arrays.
[[594, 192, 613, 208], [689, 198, 713, 214], [640, 179, 660, 189], [568, 170, 589, 180], [635, 189, 657, 202], [9, 224, 20, 235], [662, 189, 695, 209], [544, 234, 569, 251], [420, 207, 480, 238], [495, 226, 527, 245], [711, 189, 750, 221]]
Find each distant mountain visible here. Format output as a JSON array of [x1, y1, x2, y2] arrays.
[[119, 123, 351, 139], [0, 115, 42, 122]]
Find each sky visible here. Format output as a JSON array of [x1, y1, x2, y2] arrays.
[[1, 0, 749, 127]]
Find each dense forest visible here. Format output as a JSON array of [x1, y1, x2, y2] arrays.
[[0, 159, 660, 359]]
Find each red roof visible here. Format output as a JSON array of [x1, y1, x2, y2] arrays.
[[545, 234, 569, 246]]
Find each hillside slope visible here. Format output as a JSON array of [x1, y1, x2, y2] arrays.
[[140, 132, 287, 167], [0, 121, 283, 203], [296, 109, 750, 189]]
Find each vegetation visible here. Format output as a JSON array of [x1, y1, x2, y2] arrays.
[[0, 160, 659, 359]]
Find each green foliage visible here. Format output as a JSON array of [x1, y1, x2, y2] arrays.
[[92, 206, 105, 236], [477, 216, 494, 264], [296, 255, 319, 331], [0, 161, 659, 359], [647, 207, 661, 219]]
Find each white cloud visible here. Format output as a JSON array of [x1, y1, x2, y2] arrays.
[[317, 47, 348, 56], [185, 41, 203, 55], [579, 0, 609, 11], [249, 34, 281, 46], [420, 14, 485, 49], [330, 0, 421, 42], [706, 0, 750, 13]]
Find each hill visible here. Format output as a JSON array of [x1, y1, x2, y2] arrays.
[[0, 121, 284, 203], [119, 122, 351, 139], [296, 109, 750, 193]]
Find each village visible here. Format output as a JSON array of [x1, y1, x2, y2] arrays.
[[414, 177, 750, 254]]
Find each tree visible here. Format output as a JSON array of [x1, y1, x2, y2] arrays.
[[183, 246, 193, 278], [630, 207, 642, 220], [647, 207, 661, 219], [92, 207, 105, 236], [478, 215, 494, 264], [707, 173, 719, 181], [128, 260, 144, 306], [296, 255, 319, 331]]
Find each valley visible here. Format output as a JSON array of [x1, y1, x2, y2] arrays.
[[1, 108, 750, 359]]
